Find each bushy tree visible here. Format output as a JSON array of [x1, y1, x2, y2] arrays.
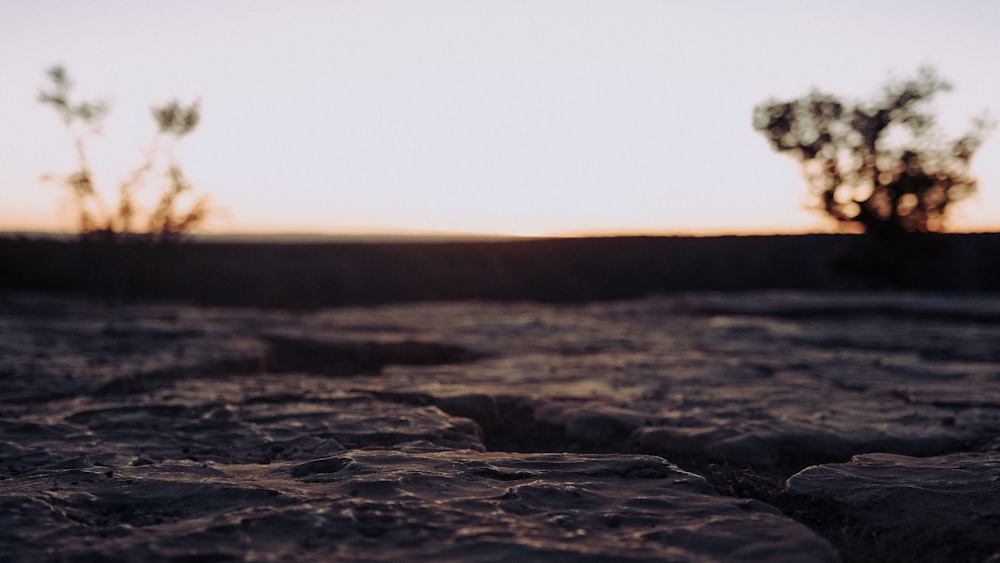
[[753, 68, 992, 238], [39, 65, 208, 240]]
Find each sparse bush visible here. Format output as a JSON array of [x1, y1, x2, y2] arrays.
[[753, 68, 995, 288], [39, 65, 208, 242], [753, 67, 992, 238], [37, 65, 210, 301]]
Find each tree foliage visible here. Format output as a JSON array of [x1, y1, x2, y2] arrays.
[[753, 68, 992, 237], [39, 65, 208, 240]]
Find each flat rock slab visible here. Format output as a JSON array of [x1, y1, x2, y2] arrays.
[[3, 291, 1000, 560], [786, 451, 1000, 562], [0, 451, 836, 562]]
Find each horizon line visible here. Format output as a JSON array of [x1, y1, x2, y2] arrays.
[[3, 226, 1000, 243]]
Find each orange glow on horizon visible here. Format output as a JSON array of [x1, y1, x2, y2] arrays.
[[3, 2, 1000, 241], [5, 210, 999, 240]]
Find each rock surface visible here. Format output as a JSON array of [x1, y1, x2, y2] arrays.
[[0, 451, 837, 562], [785, 452, 1000, 562], [2, 291, 1000, 560]]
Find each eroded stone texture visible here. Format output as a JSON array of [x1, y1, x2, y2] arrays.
[[3, 291, 1000, 560], [1, 384, 484, 473], [0, 452, 837, 562], [361, 294, 1000, 473], [785, 452, 1000, 562]]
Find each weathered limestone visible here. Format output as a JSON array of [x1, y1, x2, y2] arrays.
[[0, 451, 837, 562], [786, 452, 1000, 562], [2, 292, 1000, 560]]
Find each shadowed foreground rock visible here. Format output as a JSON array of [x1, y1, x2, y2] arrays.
[[786, 452, 1000, 562], [0, 452, 837, 561], [1, 291, 999, 560]]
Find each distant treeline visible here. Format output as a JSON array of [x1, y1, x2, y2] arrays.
[[1, 234, 999, 307]]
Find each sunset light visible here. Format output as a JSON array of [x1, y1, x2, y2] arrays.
[[6, 5, 1000, 561], [2, 0, 999, 237]]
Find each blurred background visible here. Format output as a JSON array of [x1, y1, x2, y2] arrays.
[[2, 0, 999, 239]]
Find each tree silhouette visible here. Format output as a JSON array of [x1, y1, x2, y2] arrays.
[[753, 68, 992, 238], [39, 65, 208, 240]]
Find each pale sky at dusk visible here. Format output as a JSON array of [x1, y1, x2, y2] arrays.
[[2, 0, 999, 237]]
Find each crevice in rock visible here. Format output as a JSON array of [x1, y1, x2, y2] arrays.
[[357, 388, 1000, 562], [95, 338, 490, 397], [95, 357, 266, 395], [262, 336, 488, 376]]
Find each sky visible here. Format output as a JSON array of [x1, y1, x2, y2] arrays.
[[2, 0, 999, 237]]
